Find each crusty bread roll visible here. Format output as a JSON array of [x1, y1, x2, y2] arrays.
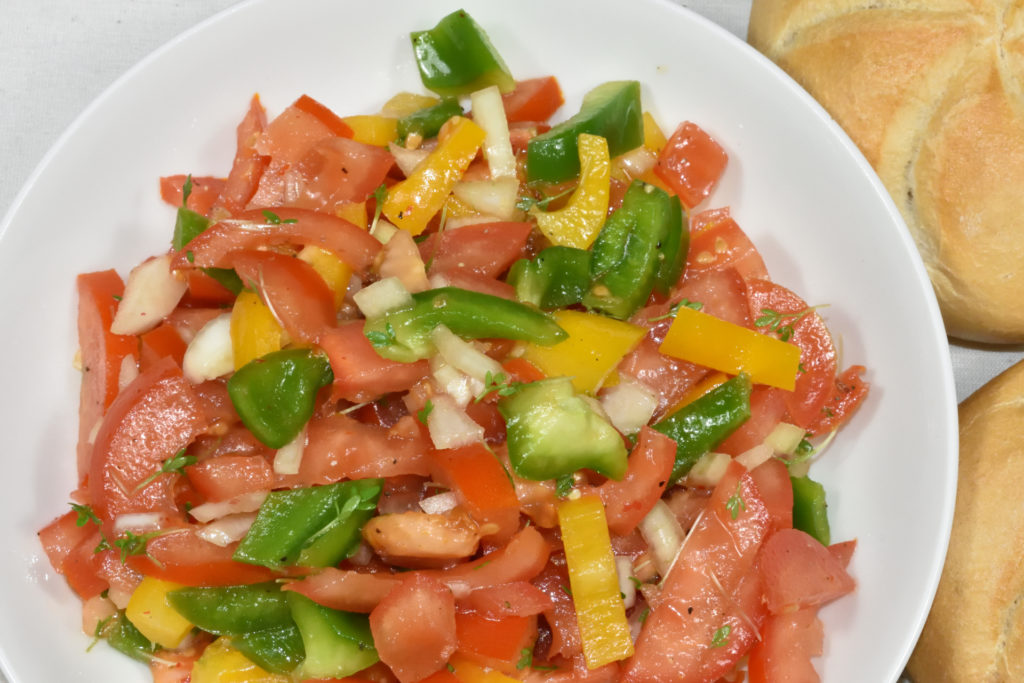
[[748, 0, 1024, 343], [905, 358, 1024, 681]]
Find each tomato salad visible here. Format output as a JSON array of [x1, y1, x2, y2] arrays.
[[39, 10, 868, 683]]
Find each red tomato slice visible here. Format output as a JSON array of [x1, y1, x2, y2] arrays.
[[758, 528, 856, 614], [829, 539, 857, 569], [674, 267, 753, 328], [185, 454, 273, 503], [748, 457, 794, 534], [139, 323, 187, 372], [457, 581, 553, 618], [684, 216, 769, 282], [88, 357, 208, 533], [419, 221, 533, 279], [159, 175, 226, 216], [747, 607, 824, 683], [62, 529, 111, 599], [438, 271, 517, 299], [806, 364, 870, 436], [286, 137, 394, 211], [38, 509, 93, 580], [745, 278, 838, 429], [532, 555, 582, 660], [596, 426, 676, 536], [455, 612, 537, 672], [715, 385, 787, 455], [623, 461, 771, 683], [319, 322, 430, 403], [76, 270, 139, 482], [689, 206, 731, 233], [181, 270, 237, 308], [229, 249, 336, 344], [255, 94, 353, 164], [173, 207, 381, 275], [653, 121, 728, 209], [617, 336, 706, 420], [502, 76, 565, 124], [214, 94, 271, 215], [369, 573, 457, 683], [430, 443, 520, 543], [128, 527, 277, 586]]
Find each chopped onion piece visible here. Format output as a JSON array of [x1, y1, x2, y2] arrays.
[[686, 452, 732, 488], [639, 500, 685, 578], [188, 490, 269, 524], [113, 512, 163, 534], [431, 324, 504, 383], [469, 85, 516, 179], [196, 513, 258, 548], [427, 394, 484, 449], [452, 177, 520, 220], [735, 443, 774, 471], [764, 421, 806, 456], [117, 354, 139, 392], [430, 356, 483, 408], [182, 313, 234, 384], [428, 272, 451, 289], [600, 379, 659, 435], [616, 556, 638, 610], [377, 230, 429, 293], [615, 145, 657, 180], [353, 277, 412, 320], [388, 142, 430, 177], [274, 427, 307, 476], [446, 214, 502, 230], [371, 219, 400, 245], [419, 491, 458, 515], [110, 253, 188, 336]]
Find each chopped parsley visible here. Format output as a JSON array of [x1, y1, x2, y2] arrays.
[[261, 209, 298, 225], [725, 482, 746, 520], [474, 371, 522, 403], [710, 624, 731, 648], [417, 399, 434, 425], [555, 474, 575, 499], [70, 502, 100, 528], [134, 449, 197, 493], [181, 174, 193, 207], [754, 305, 820, 342], [648, 298, 703, 322], [365, 322, 397, 348]]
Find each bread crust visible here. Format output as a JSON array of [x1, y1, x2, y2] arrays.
[[906, 358, 1024, 681], [749, 0, 1024, 342]]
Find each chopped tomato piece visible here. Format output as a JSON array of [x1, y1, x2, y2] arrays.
[[185, 454, 273, 502], [430, 443, 521, 542], [420, 221, 533, 279], [532, 557, 581, 660], [160, 175, 225, 215], [320, 322, 430, 403], [653, 121, 728, 209], [757, 528, 856, 614], [502, 357, 546, 384], [128, 527, 277, 586], [502, 76, 564, 123], [684, 216, 769, 282], [747, 607, 824, 683], [214, 94, 271, 215], [829, 539, 857, 568], [806, 364, 870, 436], [287, 137, 394, 212], [369, 573, 457, 683], [455, 612, 537, 672], [256, 94, 353, 164], [457, 581, 553, 618], [748, 457, 794, 534], [715, 385, 787, 455], [181, 270, 237, 307], [596, 427, 676, 536], [139, 323, 187, 372]]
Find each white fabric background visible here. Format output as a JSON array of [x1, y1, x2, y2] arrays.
[[0, 1, 1019, 681]]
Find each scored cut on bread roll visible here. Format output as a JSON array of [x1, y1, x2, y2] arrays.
[[905, 358, 1024, 681], [748, 0, 1024, 343]]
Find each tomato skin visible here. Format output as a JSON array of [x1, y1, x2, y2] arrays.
[[88, 357, 208, 534], [757, 528, 856, 614], [38, 510, 89, 575], [38, 510, 111, 599], [684, 216, 769, 282], [532, 556, 582, 659], [596, 426, 676, 536], [420, 221, 533, 279], [256, 94, 353, 164], [320, 322, 430, 403], [185, 453, 274, 502], [457, 581, 553, 618], [502, 76, 565, 123], [76, 270, 139, 482], [430, 443, 520, 543], [181, 270, 237, 307], [455, 612, 537, 672], [160, 175, 225, 216], [128, 527, 278, 586], [139, 323, 187, 372], [229, 249, 336, 344], [747, 607, 824, 683], [748, 457, 794, 534], [369, 573, 457, 683], [215, 94, 271, 215], [806, 364, 869, 436], [653, 121, 728, 209], [287, 137, 394, 211], [745, 278, 838, 429]]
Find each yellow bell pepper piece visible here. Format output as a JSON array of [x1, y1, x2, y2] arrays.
[[381, 92, 441, 118], [449, 654, 523, 682], [558, 495, 634, 669], [335, 200, 368, 229], [383, 116, 486, 235], [531, 134, 610, 249], [230, 290, 283, 370], [298, 244, 352, 310], [124, 577, 194, 649], [520, 310, 645, 394], [191, 637, 291, 683], [660, 305, 801, 390], [341, 115, 399, 147], [642, 112, 668, 154]]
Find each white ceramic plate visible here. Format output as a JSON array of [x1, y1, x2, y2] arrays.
[[0, 0, 956, 681]]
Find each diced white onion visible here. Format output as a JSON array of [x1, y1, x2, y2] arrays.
[[764, 421, 807, 456], [469, 85, 516, 179], [639, 500, 685, 578], [274, 427, 307, 476], [430, 356, 483, 408], [685, 452, 732, 488], [371, 219, 400, 245], [110, 253, 188, 336], [734, 443, 774, 471], [388, 142, 430, 177], [113, 512, 163, 534], [188, 490, 269, 524], [427, 394, 484, 450], [419, 491, 459, 515], [353, 277, 412, 320], [615, 145, 657, 180], [428, 272, 451, 289], [377, 230, 430, 293], [616, 556, 637, 610], [117, 354, 139, 392], [452, 177, 520, 220], [446, 214, 502, 230], [431, 324, 504, 383], [182, 313, 234, 384], [196, 513, 258, 547], [600, 379, 659, 436]]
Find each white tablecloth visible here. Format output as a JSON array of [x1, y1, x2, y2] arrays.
[[1, 2, 1021, 682]]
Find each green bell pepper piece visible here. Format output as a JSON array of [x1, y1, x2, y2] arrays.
[[231, 623, 306, 674], [287, 592, 379, 679], [508, 246, 592, 310], [583, 180, 686, 319], [653, 373, 752, 484], [526, 80, 644, 183], [791, 475, 831, 546], [104, 612, 158, 663], [410, 9, 515, 96], [397, 97, 464, 143], [364, 287, 567, 362], [233, 479, 382, 569], [172, 206, 244, 295], [498, 377, 627, 481], [226, 348, 334, 449]]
